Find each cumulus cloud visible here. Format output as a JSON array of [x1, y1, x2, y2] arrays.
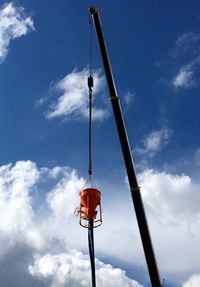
[[0, 161, 84, 256], [0, 2, 34, 63], [182, 274, 200, 287], [0, 161, 43, 254], [0, 160, 142, 287], [137, 168, 200, 279], [29, 250, 142, 287], [45, 68, 108, 121], [138, 169, 200, 222], [135, 128, 171, 157], [1, 160, 200, 286]]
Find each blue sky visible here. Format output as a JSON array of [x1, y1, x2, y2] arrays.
[[0, 1, 200, 287]]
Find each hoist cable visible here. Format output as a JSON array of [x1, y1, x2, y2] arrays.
[[88, 17, 94, 177], [88, 76, 93, 176], [87, 15, 97, 287], [89, 17, 93, 77]]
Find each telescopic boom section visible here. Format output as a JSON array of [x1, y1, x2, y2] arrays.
[[89, 7, 163, 287]]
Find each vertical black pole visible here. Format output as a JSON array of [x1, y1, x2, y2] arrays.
[[88, 219, 96, 287], [89, 7, 163, 287]]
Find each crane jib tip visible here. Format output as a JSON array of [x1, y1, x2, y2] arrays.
[[88, 7, 98, 15]]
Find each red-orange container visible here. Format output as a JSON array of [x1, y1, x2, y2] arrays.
[[80, 188, 101, 220]]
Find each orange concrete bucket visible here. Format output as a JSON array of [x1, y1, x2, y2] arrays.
[[78, 187, 102, 228]]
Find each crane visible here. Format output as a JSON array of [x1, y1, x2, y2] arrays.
[[88, 7, 164, 287]]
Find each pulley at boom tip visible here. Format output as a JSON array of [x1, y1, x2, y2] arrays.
[[88, 7, 99, 15]]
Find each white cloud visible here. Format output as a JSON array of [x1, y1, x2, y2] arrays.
[[0, 2, 34, 63], [47, 169, 84, 215], [137, 168, 200, 278], [182, 274, 200, 287], [0, 161, 82, 256], [29, 250, 142, 287], [173, 56, 200, 89], [136, 128, 171, 157], [171, 32, 200, 89], [124, 91, 135, 106], [0, 160, 142, 286], [1, 160, 200, 286], [173, 32, 200, 58], [0, 161, 44, 253], [173, 66, 195, 88], [46, 68, 108, 121], [138, 169, 200, 222]]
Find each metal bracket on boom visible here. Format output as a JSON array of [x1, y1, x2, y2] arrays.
[[109, 96, 119, 101], [131, 186, 141, 192]]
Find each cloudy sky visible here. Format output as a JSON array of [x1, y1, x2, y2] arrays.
[[0, 1, 200, 287]]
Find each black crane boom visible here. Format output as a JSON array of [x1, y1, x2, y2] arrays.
[[89, 7, 163, 287]]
